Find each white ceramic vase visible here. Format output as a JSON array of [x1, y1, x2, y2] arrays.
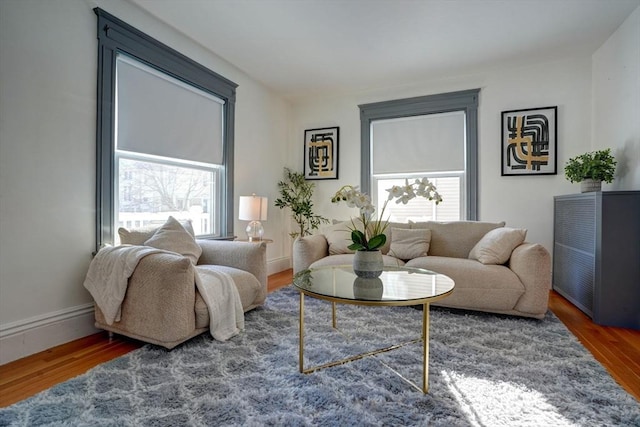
[[353, 250, 384, 278]]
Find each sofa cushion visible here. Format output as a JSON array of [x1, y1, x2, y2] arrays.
[[144, 216, 202, 265], [119, 219, 195, 245], [389, 228, 431, 260], [378, 222, 411, 254], [410, 220, 505, 258], [194, 265, 263, 329], [405, 256, 524, 311], [469, 227, 527, 265], [323, 219, 366, 255], [309, 253, 405, 270]]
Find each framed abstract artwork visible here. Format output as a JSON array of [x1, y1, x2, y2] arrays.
[[501, 106, 557, 176], [304, 127, 339, 180]]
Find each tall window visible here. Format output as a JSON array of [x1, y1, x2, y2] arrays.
[[95, 9, 237, 249], [359, 90, 479, 221]]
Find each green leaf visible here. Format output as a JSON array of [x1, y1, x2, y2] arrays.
[[351, 230, 366, 245], [368, 234, 386, 251], [348, 242, 366, 251]]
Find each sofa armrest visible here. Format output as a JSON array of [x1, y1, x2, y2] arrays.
[[95, 252, 197, 347], [293, 235, 329, 273], [508, 242, 551, 316], [197, 240, 267, 293]]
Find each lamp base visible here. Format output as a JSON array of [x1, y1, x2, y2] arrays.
[[246, 221, 264, 242]]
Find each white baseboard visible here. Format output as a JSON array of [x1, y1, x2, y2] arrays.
[[0, 304, 100, 365], [0, 260, 292, 366], [267, 256, 291, 276]]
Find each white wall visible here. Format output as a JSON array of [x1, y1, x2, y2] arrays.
[[290, 55, 594, 255], [0, 0, 291, 363], [592, 5, 640, 191]]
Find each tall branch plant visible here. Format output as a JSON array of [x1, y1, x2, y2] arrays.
[[275, 168, 329, 239]]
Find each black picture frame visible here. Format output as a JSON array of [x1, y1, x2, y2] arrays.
[[501, 106, 557, 176], [304, 127, 339, 180]]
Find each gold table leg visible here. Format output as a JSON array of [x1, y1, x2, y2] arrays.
[[298, 293, 432, 393], [423, 302, 429, 393], [332, 302, 336, 329], [299, 292, 304, 373]]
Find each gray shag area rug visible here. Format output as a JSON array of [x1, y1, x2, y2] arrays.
[[1, 285, 638, 426]]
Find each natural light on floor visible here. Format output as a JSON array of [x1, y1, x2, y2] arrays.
[[441, 370, 575, 427]]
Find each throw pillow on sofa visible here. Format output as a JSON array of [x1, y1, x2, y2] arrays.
[[119, 219, 195, 245], [468, 227, 527, 265], [324, 219, 365, 255], [389, 228, 431, 260], [144, 216, 202, 265]]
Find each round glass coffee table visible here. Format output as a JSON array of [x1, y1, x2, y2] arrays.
[[292, 265, 455, 393]]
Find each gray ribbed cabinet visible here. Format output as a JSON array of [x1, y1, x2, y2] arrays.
[[553, 191, 640, 329]]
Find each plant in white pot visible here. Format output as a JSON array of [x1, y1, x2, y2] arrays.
[[564, 148, 617, 192], [274, 168, 329, 239], [331, 178, 442, 278]]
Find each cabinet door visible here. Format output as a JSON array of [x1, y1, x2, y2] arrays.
[[553, 196, 596, 315]]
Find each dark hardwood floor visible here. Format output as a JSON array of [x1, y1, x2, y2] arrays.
[[1, 269, 638, 407]]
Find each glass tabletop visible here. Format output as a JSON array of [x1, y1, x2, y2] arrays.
[[293, 265, 455, 305]]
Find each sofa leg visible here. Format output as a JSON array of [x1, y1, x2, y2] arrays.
[[108, 331, 114, 341]]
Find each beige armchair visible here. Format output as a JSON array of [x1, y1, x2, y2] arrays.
[[94, 239, 267, 349]]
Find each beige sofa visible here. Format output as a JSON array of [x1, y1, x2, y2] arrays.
[[293, 220, 551, 319], [94, 239, 267, 348]]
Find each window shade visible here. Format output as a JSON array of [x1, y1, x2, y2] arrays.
[[116, 54, 224, 165], [371, 111, 465, 174]]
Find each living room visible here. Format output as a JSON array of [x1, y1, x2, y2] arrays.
[[1, 0, 639, 423]]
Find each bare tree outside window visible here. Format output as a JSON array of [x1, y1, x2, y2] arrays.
[[117, 158, 216, 236]]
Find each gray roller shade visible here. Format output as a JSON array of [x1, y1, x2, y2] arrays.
[[371, 111, 465, 174], [116, 54, 224, 165]]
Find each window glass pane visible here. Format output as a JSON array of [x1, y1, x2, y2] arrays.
[[116, 157, 217, 239], [374, 176, 461, 222]]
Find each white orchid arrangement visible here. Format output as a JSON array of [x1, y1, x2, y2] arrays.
[[331, 178, 442, 251]]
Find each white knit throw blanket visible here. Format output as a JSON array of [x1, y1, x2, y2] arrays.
[[194, 266, 245, 341], [84, 246, 244, 341]]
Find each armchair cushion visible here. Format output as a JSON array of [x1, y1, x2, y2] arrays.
[[119, 219, 195, 245], [144, 216, 202, 264]]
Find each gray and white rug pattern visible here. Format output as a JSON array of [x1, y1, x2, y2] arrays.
[[1, 285, 638, 426]]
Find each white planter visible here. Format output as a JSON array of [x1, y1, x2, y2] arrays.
[[353, 250, 384, 278], [580, 179, 602, 193]]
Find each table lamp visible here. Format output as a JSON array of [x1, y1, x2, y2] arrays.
[[238, 194, 268, 241]]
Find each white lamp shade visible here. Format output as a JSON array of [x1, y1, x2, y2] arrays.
[[238, 195, 268, 221]]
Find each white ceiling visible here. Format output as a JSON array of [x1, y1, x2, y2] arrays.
[[130, 0, 640, 100]]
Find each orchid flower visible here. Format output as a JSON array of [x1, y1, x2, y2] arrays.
[[331, 177, 442, 251]]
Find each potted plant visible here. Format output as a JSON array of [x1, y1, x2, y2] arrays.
[[331, 178, 442, 277], [274, 168, 329, 239], [564, 148, 616, 192]]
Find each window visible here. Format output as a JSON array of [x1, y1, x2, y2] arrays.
[[359, 90, 479, 221], [95, 8, 237, 249]]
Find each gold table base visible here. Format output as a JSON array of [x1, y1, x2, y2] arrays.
[[298, 293, 431, 393]]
